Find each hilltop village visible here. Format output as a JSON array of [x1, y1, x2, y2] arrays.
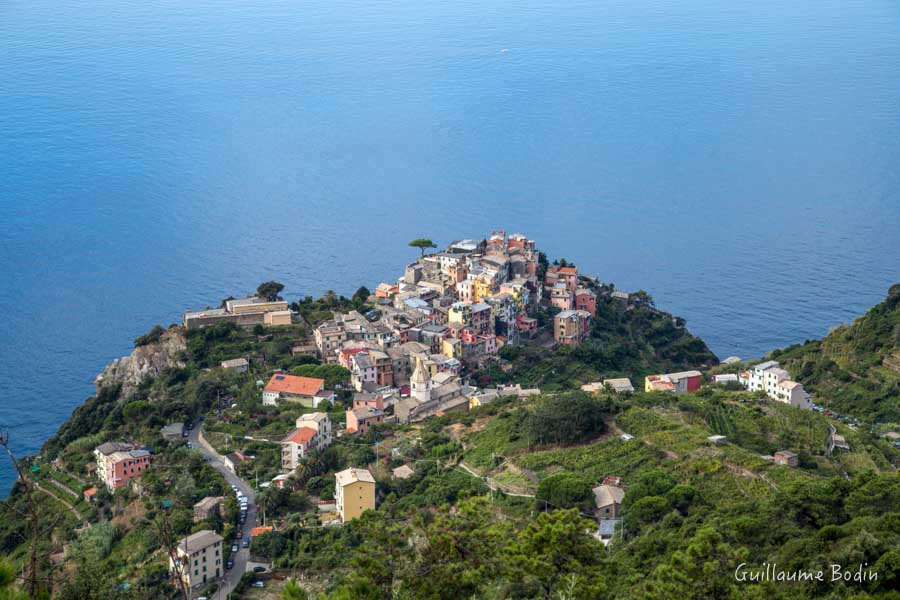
[[3, 231, 898, 600]]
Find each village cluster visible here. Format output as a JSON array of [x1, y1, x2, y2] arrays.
[[80, 230, 841, 593]]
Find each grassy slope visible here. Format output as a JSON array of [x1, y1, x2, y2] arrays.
[[771, 284, 900, 423], [452, 388, 900, 598]]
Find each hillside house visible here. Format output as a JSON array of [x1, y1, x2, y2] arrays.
[[94, 442, 153, 491], [553, 310, 591, 348], [170, 530, 223, 589], [335, 468, 376, 523], [644, 371, 702, 395], [262, 373, 333, 407]]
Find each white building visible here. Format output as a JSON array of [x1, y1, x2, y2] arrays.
[[775, 380, 812, 409], [170, 530, 223, 589], [742, 360, 811, 410], [295, 412, 333, 448]]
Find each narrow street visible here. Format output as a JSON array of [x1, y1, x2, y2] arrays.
[[189, 421, 258, 600]]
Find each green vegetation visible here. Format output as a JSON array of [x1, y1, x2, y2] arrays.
[[771, 284, 900, 423], [5, 285, 900, 599], [408, 238, 437, 256], [239, 387, 900, 599], [133, 324, 166, 348], [257, 280, 285, 302], [489, 288, 717, 391]]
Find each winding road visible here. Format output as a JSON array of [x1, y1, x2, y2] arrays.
[[189, 421, 258, 600]]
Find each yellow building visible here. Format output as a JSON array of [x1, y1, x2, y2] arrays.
[[226, 297, 289, 314], [442, 337, 463, 359], [264, 310, 292, 326], [335, 468, 375, 522], [473, 278, 494, 302], [448, 301, 472, 326]]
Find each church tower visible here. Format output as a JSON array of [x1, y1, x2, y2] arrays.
[[411, 355, 431, 403]]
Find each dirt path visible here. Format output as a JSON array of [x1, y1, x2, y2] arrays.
[[47, 477, 79, 499], [35, 482, 87, 525], [458, 461, 536, 498]]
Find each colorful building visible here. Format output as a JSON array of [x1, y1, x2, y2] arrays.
[[335, 468, 376, 523], [553, 310, 591, 348], [94, 442, 153, 491], [262, 373, 333, 407], [644, 371, 702, 394], [574, 288, 597, 317]]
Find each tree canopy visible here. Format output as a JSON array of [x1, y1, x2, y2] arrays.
[[408, 238, 437, 256], [257, 280, 285, 301]]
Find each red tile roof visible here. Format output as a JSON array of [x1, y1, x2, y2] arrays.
[[286, 427, 317, 446], [250, 526, 273, 538], [558, 267, 577, 275], [265, 374, 325, 397]]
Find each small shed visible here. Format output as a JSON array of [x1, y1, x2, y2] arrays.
[[774, 451, 798, 467], [160, 422, 185, 440], [392, 465, 415, 480], [83, 487, 98, 503], [220, 358, 249, 372]]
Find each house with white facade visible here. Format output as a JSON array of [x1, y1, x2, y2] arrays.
[[740, 361, 811, 409]]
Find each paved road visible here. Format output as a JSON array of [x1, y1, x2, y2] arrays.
[[189, 422, 258, 600]]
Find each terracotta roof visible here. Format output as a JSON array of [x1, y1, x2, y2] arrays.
[[250, 526, 274, 538], [265, 374, 325, 397], [284, 427, 317, 446], [83, 487, 98, 498], [558, 267, 577, 275]]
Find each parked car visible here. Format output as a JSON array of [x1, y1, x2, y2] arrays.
[[225, 560, 233, 570], [231, 544, 239, 553], [253, 566, 266, 573], [252, 582, 265, 588]]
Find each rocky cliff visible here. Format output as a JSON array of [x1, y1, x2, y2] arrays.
[[94, 328, 187, 399]]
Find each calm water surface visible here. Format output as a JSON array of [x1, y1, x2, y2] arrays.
[[1, 0, 899, 494]]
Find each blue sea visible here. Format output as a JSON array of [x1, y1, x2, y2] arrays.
[[1, 0, 898, 496]]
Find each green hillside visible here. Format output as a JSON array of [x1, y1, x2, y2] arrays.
[[251, 388, 900, 599], [4, 288, 900, 599], [483, 284, 718, 391], [771, 284, 900, 423]]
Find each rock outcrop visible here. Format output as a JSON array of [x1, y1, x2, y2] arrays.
[[95, 329, 187, 399]]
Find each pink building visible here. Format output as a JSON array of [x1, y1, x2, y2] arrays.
[[346, 393, 385, 434], [545, 265, 578, 292], [480, 334, 498, 355], [94, 442, 153, 491], [517, 314, 538, 336], [470, 302, 493, 336], [550, 286, 573, 311], [574, 288, 597, 317]]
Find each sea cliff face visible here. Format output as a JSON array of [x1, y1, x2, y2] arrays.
[[94, 329, 187, 399]]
